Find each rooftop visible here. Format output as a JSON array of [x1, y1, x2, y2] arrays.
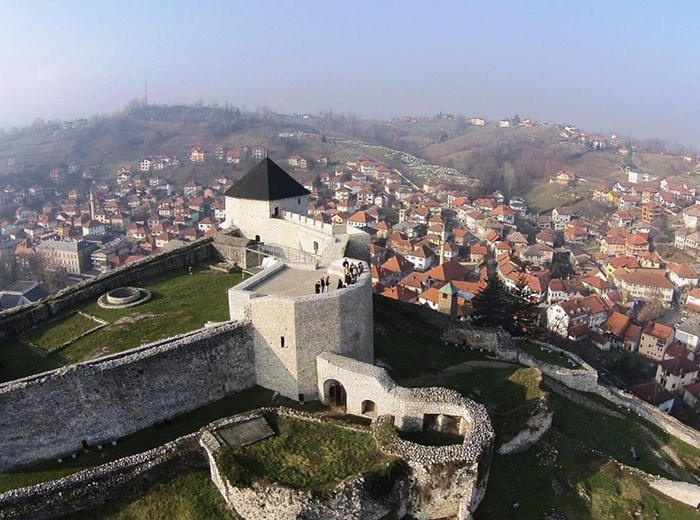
[[224, 158, 309, 201]]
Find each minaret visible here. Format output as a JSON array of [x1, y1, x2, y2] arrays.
[[89, 183, 95, 220]]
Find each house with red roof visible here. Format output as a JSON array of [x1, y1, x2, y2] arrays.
[[638, 322, 675, 361], [667, 262, 700, 289], [655, 356, 700, 393]]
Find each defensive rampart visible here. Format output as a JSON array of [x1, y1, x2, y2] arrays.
[[0, 322, 255, 471], [201, 409, 409, 520]]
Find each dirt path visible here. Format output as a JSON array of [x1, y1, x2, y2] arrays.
[[398, 360, 514, 387]]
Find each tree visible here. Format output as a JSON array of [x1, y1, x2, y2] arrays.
[[635, 290, 665, 326], [511, 274, 540, 336], [502, 161, 516, 198], [470, 273, 516, 333]]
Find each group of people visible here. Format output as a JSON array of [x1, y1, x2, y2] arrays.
[[312, 259, 365, 294], [314, 276, 331, 294], [342, 258, 363, 286]]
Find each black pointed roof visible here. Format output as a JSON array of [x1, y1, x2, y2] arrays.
[[224, 158, 310, 201]]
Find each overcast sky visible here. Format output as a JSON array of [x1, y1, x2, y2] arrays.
[[1, 0, 699, 148]]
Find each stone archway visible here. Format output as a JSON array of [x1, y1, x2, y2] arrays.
[[323, 379, 347, 409], [361, 399, 377, 417]]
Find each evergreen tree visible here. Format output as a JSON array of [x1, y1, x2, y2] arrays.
[[470, 273, 515, 333], [511, 274, 540, 336]]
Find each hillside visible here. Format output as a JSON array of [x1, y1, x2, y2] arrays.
[[0, 105, 694, 201], [418, 125, 691, 196]]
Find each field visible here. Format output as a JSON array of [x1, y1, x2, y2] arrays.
[[222, 414, 397, 492], [66, 469, 236, 520], [0, 267, 244, 383]]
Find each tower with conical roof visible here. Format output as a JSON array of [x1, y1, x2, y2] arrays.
[[223, 158, 310, 239]]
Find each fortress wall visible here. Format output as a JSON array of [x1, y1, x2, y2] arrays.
[[0, 238, 214, 341], [263, 218, 335, 257], [248, 296, 300, 400], [0, 435, 204, 520], [0, 323, 255, 471], [201, 409, 409, 520], [445, 327, 700, 450], [211, 233, 259, 269], [344, 227, 372, 263], [295, 272, 374, 399]]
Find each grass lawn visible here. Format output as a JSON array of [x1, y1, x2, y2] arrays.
[[373, 297, 488, 379], [550, 393, 674, 479], [23, 312, 101, 352], [226, 414, 396, 492], [0, 387, 320, 493], [517, 340, 581, 369], [0, 267, 244, 383], [65, 469, 236, 520], [476, 431, 700, 520]]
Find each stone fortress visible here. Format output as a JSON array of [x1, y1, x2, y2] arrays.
[[0, 158, 495, 519]]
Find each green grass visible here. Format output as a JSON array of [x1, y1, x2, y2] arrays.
[[23, 312, 101, 351], [550, 393, 674, 478], [373, 297, 488, 379], [225, 414, 396, 492], [0, 267, 244, 383], [0, 387, 321, 493], [517, 340, 581, 369], [65, 469, 236, 520], [476, 431, 700, 520]]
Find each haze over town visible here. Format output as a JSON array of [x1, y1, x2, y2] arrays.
[[1, 0, 699, 148]]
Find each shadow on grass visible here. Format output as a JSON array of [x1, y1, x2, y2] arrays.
[[0, 386, 323, 494]]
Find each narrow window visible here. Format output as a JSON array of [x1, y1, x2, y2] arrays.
[[281, 336, 285, 348]]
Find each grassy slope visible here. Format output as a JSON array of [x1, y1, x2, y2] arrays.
[[67, 469, 237, 520]]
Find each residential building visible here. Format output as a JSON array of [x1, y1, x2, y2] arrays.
[[638, 322, 675, 361]]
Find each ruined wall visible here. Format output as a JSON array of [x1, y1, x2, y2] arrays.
[[0, 435, 204, 520], [317, 353, 495, 519], [211, 233, 260, 269], [0, 323, 255, 471], [0, 238, 214, 341], [201, 410, 408, 520]]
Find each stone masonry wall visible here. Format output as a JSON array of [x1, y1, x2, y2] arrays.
[[0, 322, 255, 471], [0, 435, 204, 520], [200, 409, 409, 520], [0, 237, 214, 341], [229, 261, 374, 402], [317, 352, 494, 519]]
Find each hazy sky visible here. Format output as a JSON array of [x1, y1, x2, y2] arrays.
[[1, 0, 699, 147]]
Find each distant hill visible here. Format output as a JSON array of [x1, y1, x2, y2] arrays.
[[0, 105, 693, 198]]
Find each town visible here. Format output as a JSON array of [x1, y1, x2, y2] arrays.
[[2, 117, 700, 427]]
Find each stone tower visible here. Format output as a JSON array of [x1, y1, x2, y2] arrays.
[[437, 281, 458, 318]]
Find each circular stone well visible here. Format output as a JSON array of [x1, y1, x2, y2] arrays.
[[98, 287, 151, 309]]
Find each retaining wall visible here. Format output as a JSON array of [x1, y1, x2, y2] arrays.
[[0, 322, 255, 471]]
